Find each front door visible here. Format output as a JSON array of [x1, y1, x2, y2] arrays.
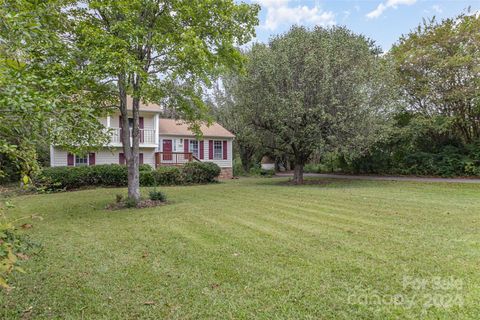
[[163, 139, 172, 161]]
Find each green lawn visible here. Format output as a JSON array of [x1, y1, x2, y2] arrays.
[[2, 177, 480, 319]]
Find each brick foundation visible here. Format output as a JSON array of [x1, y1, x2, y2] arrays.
[[219, 167, 233, 179]]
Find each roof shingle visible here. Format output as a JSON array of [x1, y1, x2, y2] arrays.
[[158, 119, 235, 138]]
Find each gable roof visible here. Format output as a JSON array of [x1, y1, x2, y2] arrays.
[[158, 118, 235, 138], [126, 96, 163, 112]]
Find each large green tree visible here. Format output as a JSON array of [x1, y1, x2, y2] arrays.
[[0, 0, 112, 182], [235, 26, 391, 184], [71, 0, 259, 202], [210, 75, 261, 172], [391, 12, 480, 144]]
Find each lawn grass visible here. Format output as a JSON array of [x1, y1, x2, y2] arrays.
[[1, 177, 480, 319]]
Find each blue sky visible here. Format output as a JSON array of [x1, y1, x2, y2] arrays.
[[247, 0, 480, 51]]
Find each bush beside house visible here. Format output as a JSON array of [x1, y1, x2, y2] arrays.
[[36, 163, 221, 191]]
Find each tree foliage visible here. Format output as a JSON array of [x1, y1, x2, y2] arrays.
[[211, 76, 261, 172], [71, 0, 259, 201], [231, 26, 391, 183], [0, 0, 113, 180], [391, 12, 480, 144]]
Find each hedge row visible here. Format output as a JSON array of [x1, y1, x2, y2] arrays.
[[36, 162, 221, 191]]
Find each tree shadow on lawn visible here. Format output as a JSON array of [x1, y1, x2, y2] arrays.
[[260, 176, 398, 190]]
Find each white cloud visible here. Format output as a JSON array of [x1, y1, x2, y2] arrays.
[[256, 0, 336, 31], [366, 0, 417, 19], [432, 4, 443, 14]]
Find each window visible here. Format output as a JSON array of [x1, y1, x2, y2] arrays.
[[213, 140, 222, 160], [128, 118, 134, 129], [75, 154, 88, 166], [190, 140, 199, 158]]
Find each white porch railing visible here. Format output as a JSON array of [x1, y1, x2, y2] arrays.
[[109, 127, 156, 145]]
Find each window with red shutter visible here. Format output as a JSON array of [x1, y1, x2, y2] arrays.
[[223, 140, 228, 160], [119, 153, 125, 165], [89, 153, 96, 166], [199, 141, 204, 159], [209, 140, 213, 159], [67, 153, 74, 166]]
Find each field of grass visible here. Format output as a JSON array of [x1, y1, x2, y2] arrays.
[[1, 177, 480, 319]]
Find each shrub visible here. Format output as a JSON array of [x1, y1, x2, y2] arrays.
[[232, 159, 245, 176], [249, 164, 275, 177], [139, 164, 152, 172], [149, 190, 167, 202], [182, 162, 221, 183], [304, 163, 322, 173], [36, 162, 222, 191], [139, 170, 155, 186], [88, 164, 128, 186], [36, 165, 127, 190], [153, 166, 184, 185], [124, 197, 138, 208]]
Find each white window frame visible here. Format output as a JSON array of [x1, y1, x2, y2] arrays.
[[213, 140, 223, 160], [190, 140, 199, 158], [75, 154, 88, 166]]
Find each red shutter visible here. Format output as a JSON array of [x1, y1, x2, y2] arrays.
[[67, 153, 74, 166], [139, 117, 144, 143], [199, 141, 204, 160], [184, 139, 189, 153], [119, 153, 125, 165], [139, 153, 144, 165], [89, 153, 96, 166], [223, 140, 228, 160], [209, 140, 213, 159]]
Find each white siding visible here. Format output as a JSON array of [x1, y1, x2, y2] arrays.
[[51, 147, 156, 167], [159, 136, 233, 168], [106, 113, 154, 129]]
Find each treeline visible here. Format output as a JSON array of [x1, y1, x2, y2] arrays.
[[212, 11, 480, 180]]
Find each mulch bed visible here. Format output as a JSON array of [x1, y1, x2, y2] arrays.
[[106, 199, 167, 210], [278, 178, 339, 186]]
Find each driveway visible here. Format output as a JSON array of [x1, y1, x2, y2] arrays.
[[275, 172, 480, 184]]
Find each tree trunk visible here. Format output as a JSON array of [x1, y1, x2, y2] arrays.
[[239, 145, 254, 172], [293, 163, 304, 184], [118, 74, 141, 203], [128, 93, 140, 202]]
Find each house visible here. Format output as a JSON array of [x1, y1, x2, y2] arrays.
[[49, 98, 235, 179]]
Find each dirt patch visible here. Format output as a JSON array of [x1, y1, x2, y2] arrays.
[[278, 178, 336, 186], [106, 199, 167, 210]]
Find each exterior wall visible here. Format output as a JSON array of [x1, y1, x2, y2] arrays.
[[108, 112, 155, 130], [159, 135, 233, 168], [51, 147, 156, 167], [261, 163, 275, 170]]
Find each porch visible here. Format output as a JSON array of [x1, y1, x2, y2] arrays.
[[109, 127, 157, 146], [154, 152, 200, 168]]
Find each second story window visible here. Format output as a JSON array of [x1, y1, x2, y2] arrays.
[[190, 140, 199, 158], [214, 140, 222, 160]]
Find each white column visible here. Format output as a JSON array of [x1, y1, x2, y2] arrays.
[[154, 114, 159, 147], [106, 115, 111, 127]]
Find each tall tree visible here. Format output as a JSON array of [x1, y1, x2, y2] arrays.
[[72, 0, 259, 202], [0, 0, 111, 182], [391, 12, 480, 144], [236, 26, 390, 184], [211, 76, 260, 172]]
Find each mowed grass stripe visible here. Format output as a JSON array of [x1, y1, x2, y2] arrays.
[[2, 178, 480, 319]]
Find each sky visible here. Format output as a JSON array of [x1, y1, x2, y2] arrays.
[[247, 0, 480, 51]]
